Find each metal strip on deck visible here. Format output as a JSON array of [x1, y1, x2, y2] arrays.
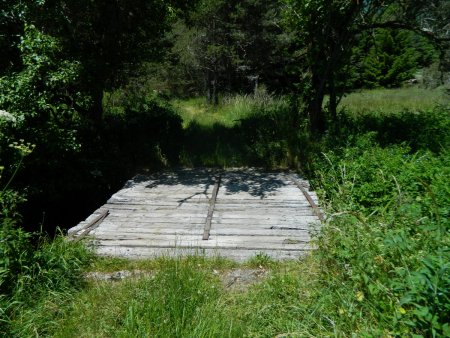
[[202, 173, 221, 240], [68, 168, 321, 262]]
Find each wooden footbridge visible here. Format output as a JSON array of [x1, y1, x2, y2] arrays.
[[68, 168, 322, 261]]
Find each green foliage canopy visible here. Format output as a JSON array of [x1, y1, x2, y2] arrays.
[[283, 0, 450, 133]]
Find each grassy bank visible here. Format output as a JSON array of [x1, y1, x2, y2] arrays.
[[2, 88, 449, 337]]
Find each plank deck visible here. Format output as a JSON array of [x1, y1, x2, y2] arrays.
[[68, 168, 321, 262]]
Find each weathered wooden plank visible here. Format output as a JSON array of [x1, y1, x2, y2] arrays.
[[91, 236, 311, 250], [212, 217, 318, 225], [101, 213, 315, 222], [92, 221, 316, 233], [213, 204, 314, 209], [215, 194, 306, 200], [95, 246, 311, 262], [89, 220, 204, 229], [69, 209, 110, 241], [102, 204, 209, 211], [104, 208, 314, 216], [90, 221, 311, 232], [105, 214, 207, 220], [217, 191, 304, 198], [214, 200, 311, 205], [211, 229, 309, 237], [91, 229, 204, 236], [111, 193, 213, 200], [210, 223, 311, 231], [212, 211, 317, 218], [92, 227, 310, 237], [212, 213, 316, 219], [93, 242, 312, 255], [108, 199, 210, 205], [289, 175, 324, 222]]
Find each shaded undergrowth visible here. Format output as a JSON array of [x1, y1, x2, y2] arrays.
[[177, 93, 308, 169]]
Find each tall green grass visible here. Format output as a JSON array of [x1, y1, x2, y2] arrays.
[[0, 229, 92, 337], [338, 87, 448, 115], [52, 256, 241, 338], [172, 92, 289, 128], [311, 135, 449, 337]]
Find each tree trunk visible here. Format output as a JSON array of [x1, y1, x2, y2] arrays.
[[329, 76, 337, 123], [212, 77, 218, 106], [90, 85, 104, 127], [206, 68, 219, 105], [308, 72, 327, 134], [206, 70, 212, 104], [308, 96, 326, 134]]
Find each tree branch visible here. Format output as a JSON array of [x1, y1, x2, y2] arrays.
[[359, 21, 450, 44]]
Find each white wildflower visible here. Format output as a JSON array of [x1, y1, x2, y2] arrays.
[[0, 110, 17, 123]]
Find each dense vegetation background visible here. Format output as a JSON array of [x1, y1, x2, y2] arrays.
[[0, 0, 449, 336]]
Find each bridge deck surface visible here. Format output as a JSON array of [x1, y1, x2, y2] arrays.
[[68, 168, 321, 261]]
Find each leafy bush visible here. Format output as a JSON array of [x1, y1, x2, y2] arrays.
[[0, 24, 185, 230], [313, 135, 450, 336], [333, 105, 450, 153], [0, 24, 90, 228], [350, 29, 436, 89], [0, 24, 85, 157]]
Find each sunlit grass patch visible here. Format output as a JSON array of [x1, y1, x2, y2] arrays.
[[45, 254, 300, 337], [338, 87, 448, 115], [52, 256, 233, 337], [171, 92, 289, 128]]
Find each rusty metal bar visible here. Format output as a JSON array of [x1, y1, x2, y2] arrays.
[[202, 174, 221, 240], [290, 175, 324, 222]]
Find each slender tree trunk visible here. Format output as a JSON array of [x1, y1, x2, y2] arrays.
[[206, 70, 212, 104], [329, 76, 337, 122], [308, 72, 327, 134], [212, 71, 218, 105], [206, 67, 219, 105], [90, 85, 104, 127], [308, 97, 326, 134]]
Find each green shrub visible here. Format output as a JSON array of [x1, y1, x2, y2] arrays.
[[314, 136, 449, 336], [334, 105, 450, 153]]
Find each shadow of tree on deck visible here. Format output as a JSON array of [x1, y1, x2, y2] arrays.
[[125, 168, 291, 200]]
